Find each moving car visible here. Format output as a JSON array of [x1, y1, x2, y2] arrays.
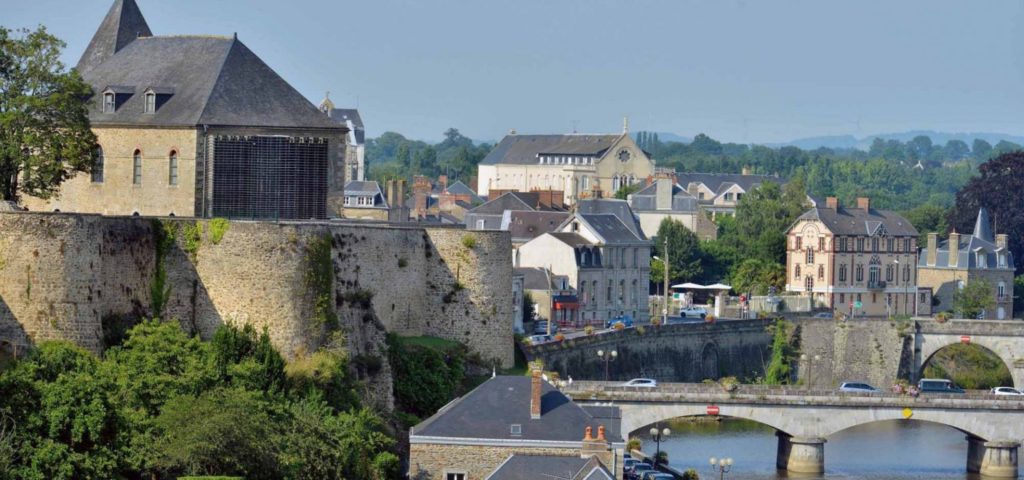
[[839, 382, 879, 393], [917, 379, 965, 394], [813, 311, 834, 318], [532, 321, 558, 335], [527, 334, 553, 344], [621, 378, 658, 388], [991, 387, 1023, 396], [678, 306, 707, 319], [606, 315, 634, 329]]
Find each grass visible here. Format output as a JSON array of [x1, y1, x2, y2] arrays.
[[395, 335, 461, 352]]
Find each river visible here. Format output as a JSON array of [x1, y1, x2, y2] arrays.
[[639, 418, 1012, 479]]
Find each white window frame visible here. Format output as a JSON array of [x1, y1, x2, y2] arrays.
[[168, 151, 178, 185], [444, 471, 467, 480], [144, 92, 156, 113]]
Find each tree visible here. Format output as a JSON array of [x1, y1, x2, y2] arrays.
[[613, 183, 641, 200], [972, 139, 993, 161], [943, 140, 970, 160], [653, 218, 703, 284], [948, 152, 1024, 275], [729, 259, 785, 296], [765, 319, 794, 385], [732, 180, 807, 265], [953, 280, 996, 319], [0, 26, 97, 202], [903, 204, 949, 246], [1015, 275, 1024, 318]]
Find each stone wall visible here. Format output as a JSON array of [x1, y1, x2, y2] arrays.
[[0, 212, 514, 405], [525, 320, 775, 382], [792, 317, 912, 389]]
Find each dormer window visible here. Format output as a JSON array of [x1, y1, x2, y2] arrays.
[[142, 87, 173, 114], [145, 92, 156, 113], [103, 93, 115, 113]]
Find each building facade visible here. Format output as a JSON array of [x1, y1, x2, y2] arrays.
[[785, 197, 925, 317], [676, 169, 784, 218], [340, 180, 389, 220], [627, 178, 718, 240], [918, 208, 1016, 319], [517, 213, 651, 326], [24, 0, 345, 219], [476, 127, 654, 205]]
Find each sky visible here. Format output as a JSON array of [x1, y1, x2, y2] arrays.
[[6, 0, 1024, 143]]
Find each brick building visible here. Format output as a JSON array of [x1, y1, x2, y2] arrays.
[[24, 0, 346, 219], [409, 371, 622, 480], [918, 208, 1016, 319], [785, 197, 927, 317]]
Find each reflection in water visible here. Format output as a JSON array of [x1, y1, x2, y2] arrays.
[[638, 418, 1006, 480]]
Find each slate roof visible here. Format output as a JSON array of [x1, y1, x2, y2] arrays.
[[344, 180, 382, 196], [575, 199, 645, 239], [326, 108, 365, 143], [411, 375, 622, 443], [918, 209, 1015, 270], [630, 181, 699, 213], [503, 211, 571, 243], [487, 455, 613, 480], [77, 0, 342, 131], [480, 135, 621, 165], [442, 181, 485, 204], [571, 214, 648, 245], [796, 206, 917, 237], [549, 232, 595, 247], [677, 172, 783, 196]]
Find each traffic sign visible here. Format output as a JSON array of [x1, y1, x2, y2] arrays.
[[960, 335, 971, 344], [706, 405, 720, 416], [854, 300, 863, 309]]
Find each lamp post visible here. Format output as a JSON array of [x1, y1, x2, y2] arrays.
[[649, 424, 671, 467], [709, 456, 733, 479], [800, 353, 821, 389], [654, 237, 669, 325], [597, 349, 617, 381]]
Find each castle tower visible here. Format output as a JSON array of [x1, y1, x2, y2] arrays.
[[78, 0, 152, 75]]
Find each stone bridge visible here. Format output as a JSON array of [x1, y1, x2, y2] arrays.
[[526, 317, 1024, 389], [562, 381, 1024, 478]]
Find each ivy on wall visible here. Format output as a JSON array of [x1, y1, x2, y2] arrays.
[[304, 233, 336, 330]]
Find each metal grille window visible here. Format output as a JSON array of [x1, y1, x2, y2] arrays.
[[132, 150, 142, 185], [168, 151, 178, 185], [91, 146, 104, 183], [210, 135, 328, 219]]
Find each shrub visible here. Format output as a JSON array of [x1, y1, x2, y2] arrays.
[[584, 325, 594, 335], [613, 323, 625, 331], [935, 311, 952, 323], [705, 315, 716, 323], [554, 333, 565, 342], [626, 438, 642, 452], [683, 468, 700, 480], [461, 234, 477, 249], [208, 218, 230, 244]]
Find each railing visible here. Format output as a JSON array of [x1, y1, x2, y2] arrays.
[[867, 280, 887, 290]]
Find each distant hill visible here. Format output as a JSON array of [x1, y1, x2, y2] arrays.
[[776, 131, 1024, 151]]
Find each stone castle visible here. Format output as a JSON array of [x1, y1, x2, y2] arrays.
[[0, 212, 514, 406]]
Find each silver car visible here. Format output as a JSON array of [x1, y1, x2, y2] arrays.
[[991, 386, 1023, 396], [839, 382, 878, 393], [621, 378, 658, 388]]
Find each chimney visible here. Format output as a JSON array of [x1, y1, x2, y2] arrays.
[[825, 196, 838, 210], [742, 165, 752, 175], [926, 233, 938, 266], [581, 425, 614, 466], [948, 231, 960, 268], [996, 234, 1008, 250], [856, 197, 870, 212], [530, 369, 542, 419], [469, 176, 478, 193], [655, 178, 672, 211], [439, 175, 448, 192]]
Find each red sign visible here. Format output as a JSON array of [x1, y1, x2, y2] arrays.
[[960, 335, 971, 344], [707, 405, 720, 416]]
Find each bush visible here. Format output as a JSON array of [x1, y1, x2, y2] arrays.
[[626, 438, 642, 452], [613, 323, 625, 331], [584, 325, 595, 335], [461, 234, 477, 249]]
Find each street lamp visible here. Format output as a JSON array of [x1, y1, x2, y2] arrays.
[[709, 457, 733, 479], [649, 425, 671, 467], [597, 349, 617, 381], [800, 353, 821, 389], [654, 242, 669, 325]]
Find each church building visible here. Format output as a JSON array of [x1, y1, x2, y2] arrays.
[[24, 0, 347, 219]]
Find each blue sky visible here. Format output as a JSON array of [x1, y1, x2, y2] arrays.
[[7, 0, 1024, 143]]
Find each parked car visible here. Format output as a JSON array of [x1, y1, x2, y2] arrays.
[[627, 463, 653, 480], [621, 378, 658, 388], [606, 315, 634, 329], [623, 458, 639, 471], [533, 321, 558, 335], [678, 306, 707, 319], [839, 382, 879, 393], [641, 471, 670, 480], [647, 475, 674, 480], [991, 386, 1023, 396], [918, 379, 965, 394], [813, 311, 833, 318], [527, 334, 553, 345]]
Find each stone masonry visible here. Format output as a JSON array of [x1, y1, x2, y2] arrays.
[[0, 212, 514, 404]]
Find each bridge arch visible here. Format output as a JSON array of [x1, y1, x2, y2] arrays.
[[917, 333, 1022, 388], [617, 403, 795, 438]]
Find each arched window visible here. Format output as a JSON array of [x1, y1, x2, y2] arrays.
[[144, 92, 156, 113], [91, 146, 104, 183], [855, 264, 863, 282], [794, 264, 801, 281], [885, 265, 894, 282], [132, 150, 142, 185], [805, 276, 813, 292], [903, 264, 911, 282], [805, 247, 814, 264], [168, 151, 178, 185], [103, 92, 115, 113], [818, 265, 824, 280], [838, 264, 847, 282], [869, 265, 880, 286], [998, 282, 1006, 300]]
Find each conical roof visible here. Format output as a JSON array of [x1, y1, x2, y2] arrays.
[[77, 0, 152, 75], [973, 208, 994, 242]]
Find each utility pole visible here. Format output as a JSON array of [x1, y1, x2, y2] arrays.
[[544, 265, 553, 335]]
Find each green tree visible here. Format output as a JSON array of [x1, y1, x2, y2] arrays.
[[613, 183, 641, 200], [1015, 275, 1024, 317], [954, 280, 996, 319], [903, 204, 949, 245], [972, 139, 993, 161], [280, 399, 396, 480], [729, 259, 785, 296], [765, 319, 794, 385], [0, 26, 98, 202], [652, 218, 703, 284], [731, 179, 807, 265]]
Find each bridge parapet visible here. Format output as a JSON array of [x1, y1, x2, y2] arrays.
[[916, 318, 1024, 336]]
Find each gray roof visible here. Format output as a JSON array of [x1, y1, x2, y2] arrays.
[[919, 209, 1015, 270], [515, 267, 565, 290], [344, 180, 387, 208], [575, 199, 645, 240], [549, 232, 595, 247], [796, 206, 918, 237], [677, 172, 783, 196], [572, 214, 648, 245], [78, 1, 342, 131], [411, 375, 622, 443], [504, 211, 571, 242], [487, 455, 612, 480], [630, 181, 699, 213], [480, 134, 621, 165], [470, 192, 564, 215], [77, 0, 152, 75], [326, 108, 365, 143]]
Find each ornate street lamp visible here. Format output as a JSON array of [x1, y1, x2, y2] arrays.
[[597, 349, 617, 381], [709, 456, 733, 479], [649, 425, 671, 467]]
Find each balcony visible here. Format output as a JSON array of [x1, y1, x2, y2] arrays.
[[867, 280, 887, 290]]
